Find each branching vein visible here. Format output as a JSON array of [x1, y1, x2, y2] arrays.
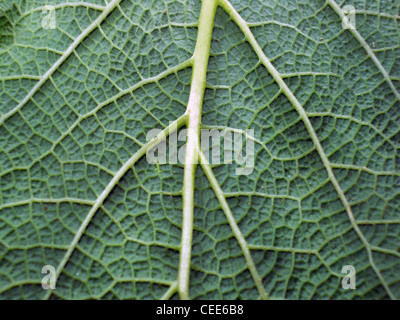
[[178, 0, 218, 300], [326, 0, 400, 103], [199, 151, 269, 300], [218, 0, 396, 300], [42, 114, 188, 300], [0, 0, 123, 126]]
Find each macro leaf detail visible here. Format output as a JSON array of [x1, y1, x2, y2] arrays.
[[0, 0, 399, 300]]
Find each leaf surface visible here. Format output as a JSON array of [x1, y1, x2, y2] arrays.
[[0, 0, 399, 300]]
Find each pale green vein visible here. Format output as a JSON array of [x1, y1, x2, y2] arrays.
[[10, 45, 64, 56], [199, 150, 269, 300], [0, 197, 95, 210], [42, 114, 188, 300], [22, 2, 106, 17], [219, 0, 396, 300], [326, 0, 400, 103], [224, 192, 300, 201], [5, 244, 69, 250], [248, 244, 316, 254], [116, 278, 174, 286], [178, 0, 218, 300], [358, 220, 400, 225], [281, 72, 343, 79], [373, 45, 400, 52], [161, 281, 178, 300], [355, 10, 400, 20], [330, 163, 400, 177], [0, 75, 42, 81], [372, 246, 400, 259]]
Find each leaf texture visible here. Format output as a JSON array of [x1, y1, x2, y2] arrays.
[[0, 0, 399, 300]]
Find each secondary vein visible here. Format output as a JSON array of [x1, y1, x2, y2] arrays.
[[42, 114, 188, 300], [326, 0, 400, 103], [199, 151, 269, 300], [0, 0, 122, 126], [218, 0, 396, 299]]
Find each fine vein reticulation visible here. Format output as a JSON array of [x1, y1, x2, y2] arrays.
[[0, 0, 399, 300]]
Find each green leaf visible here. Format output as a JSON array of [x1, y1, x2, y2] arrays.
[[0, 0, 399, 300]]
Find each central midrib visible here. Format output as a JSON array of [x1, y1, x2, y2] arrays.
[[178, 0, 219, 300]]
